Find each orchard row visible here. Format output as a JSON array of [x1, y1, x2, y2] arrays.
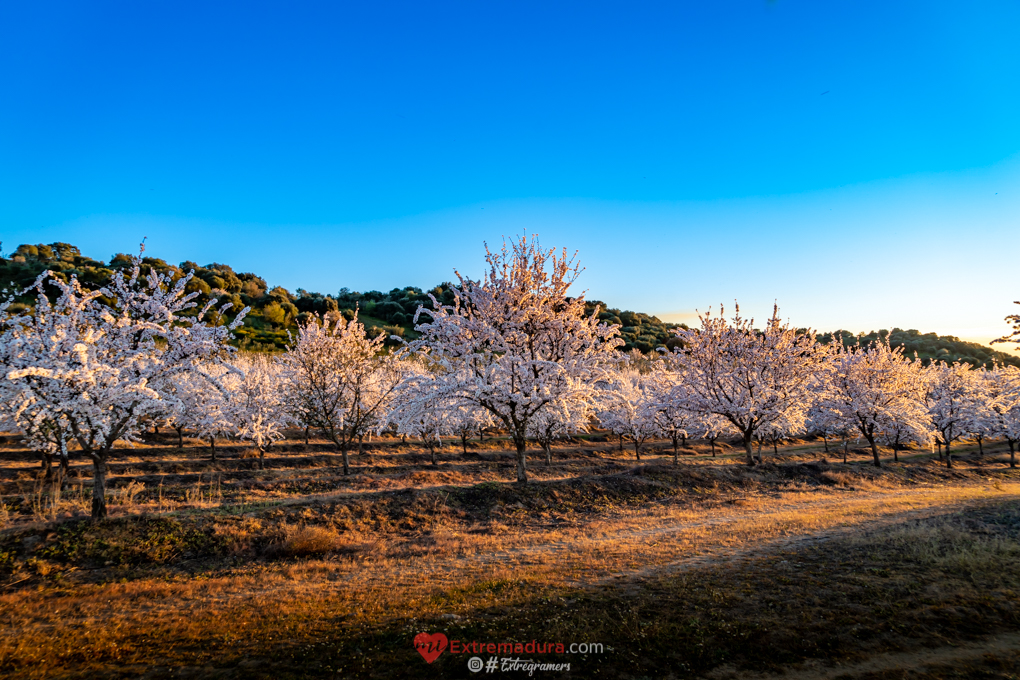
[[3, 236, 1019, 519]]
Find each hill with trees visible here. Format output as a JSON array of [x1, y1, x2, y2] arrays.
[[1, 240, 1016, 367], [817, 328, 1020, 369]]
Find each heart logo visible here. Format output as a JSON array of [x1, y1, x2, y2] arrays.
[[414, 632, 448, 664]]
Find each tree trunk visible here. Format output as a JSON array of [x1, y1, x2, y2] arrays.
[[358, 435, 364, 456], [544, 441, 552, 465], [822, 434, 829, 453], [936, 440, 943, 461], [59, 452, 69, 476], [40, 452, 53, 483], [710, 438, 717, 458], [304, 426, 310, 447], [341, 444, 350, 475], [1009, 440, 1016, 469], [868, 434, 881, 468], [91, 457, 108, 520], [672, 437, 679, 466], [743, 434, 754, 466], [756, 438, 763, 464], [479, 427, 485, 443], [634, 439, 641, 461], [893, 434, 900, 463], [462, 433, 469, 455], [209, 436, 217, 461], [977, 436, 984, 455], [176, 426, 184, 450], [843, 438, 848, 464], [619, 434, 624, 453], [772, 439, 778, 455], [429, 443, 437, 466], [515, 436, 528, 483], [258, 446, 265, 470], [946, 440, 953, 469]]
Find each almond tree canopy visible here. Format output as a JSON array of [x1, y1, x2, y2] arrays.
[[406, 235, 622, 483], [664, 304, 829, 466], [1, 249, 245, 518]]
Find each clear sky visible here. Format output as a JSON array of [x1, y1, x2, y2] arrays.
[[2, 1, 1018, 350]]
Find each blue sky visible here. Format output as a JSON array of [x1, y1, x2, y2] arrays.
[[2, 1, 1018, 349]]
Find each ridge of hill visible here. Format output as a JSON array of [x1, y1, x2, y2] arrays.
[[1, 241, 1017, 368]]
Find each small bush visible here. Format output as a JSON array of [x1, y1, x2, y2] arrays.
[[270, 524, 340, 558], [819, 470, 852, 486]]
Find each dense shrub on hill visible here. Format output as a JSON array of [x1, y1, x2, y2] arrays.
[[3, 241, 1015, 363], [0, 243, 462, 351], [585, 301, 684, 353]]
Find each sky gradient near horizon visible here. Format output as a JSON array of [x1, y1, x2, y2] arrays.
[[2, 1, 1019, 351]]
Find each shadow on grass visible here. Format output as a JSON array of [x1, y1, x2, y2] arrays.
[[109, 501, 1020, 679]]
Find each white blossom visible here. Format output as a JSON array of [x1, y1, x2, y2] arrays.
[[229, 353, 292, 466], [597, 370, 659, 461], [282, 312, 401, 475], [923, 361, 986, 469], [813, 339, 931, 467], [1, 249, 245, 518], [663, 304, 828, 465], [388, 360, 453, 465], [405, 235, 622, 482], [975, 364, 1020, 467]]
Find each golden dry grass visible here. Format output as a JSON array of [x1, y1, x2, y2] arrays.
[[2, 432, 1020, 678]]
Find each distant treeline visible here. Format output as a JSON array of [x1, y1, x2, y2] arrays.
[[817, 328, 1020, 370], [2, 241, 1016, 367]]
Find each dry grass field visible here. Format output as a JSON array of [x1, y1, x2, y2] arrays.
[[2, 432, 1020, 679]]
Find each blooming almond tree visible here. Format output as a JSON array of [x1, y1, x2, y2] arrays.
[[229, 353, 291, 467], [157, 371, 209, 451], [173, 362, 237, 460], [806, 399, 843, 455], [2, 252, 245, 518], [527, 395, 590, 465], [451, 403, 495, 456], [924, 361, 985, 469], [815, 340, 930, 468], [389, 361, 454, 465], [963, 367, 999, 455], [647, 367, 700, 465], [283, 313, 401, 475], [697, 412, 734, 458], [664, 304, 828, 465], [407, 235, 622, 483], [597, 370, 659, 461], [0, 337, 73, 482], [755, 412, 801, 461], [980, 365, 1020, 468]]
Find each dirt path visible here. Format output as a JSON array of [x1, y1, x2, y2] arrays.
[[434, 482, 1020, 587]]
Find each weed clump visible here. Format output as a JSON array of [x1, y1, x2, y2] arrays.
[[268, 524, 341, 558]]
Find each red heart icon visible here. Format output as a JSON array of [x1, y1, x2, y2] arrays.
[[414, 632, 448, 664]]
